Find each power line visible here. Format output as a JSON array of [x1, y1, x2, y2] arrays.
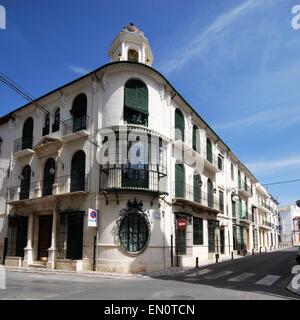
[[263, 179, 300, 186], [0, 72, 99, 148]]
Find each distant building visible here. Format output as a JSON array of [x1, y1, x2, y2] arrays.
[[279, 203, 300, 246]]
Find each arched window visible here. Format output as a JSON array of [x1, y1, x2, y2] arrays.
[[175, 109, 185, 141], [175, 163, 185, 198], [22, 117, 33, 150], [0, 136, 3, 154], [43, 113, 50, 136], [119, 212, 149, 253], [124, 79, 148, 126], [43, 158, 56, 196], [52, 108, 60, 133], [71, 93, 87, 132], [128, 49, 139, 62], [193, 125, 200, 153], [207, 179, 214, 208], [20, 165, 31, 200], [193, 173, 202, 204], [206, 138, 213, 163], [70, 150, 86, 192]]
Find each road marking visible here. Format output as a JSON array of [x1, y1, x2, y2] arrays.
[[204, 271, 233, 280], [185, 269, 213, 278], [255, 275, 281, 286], [227, 273, 256, 282]]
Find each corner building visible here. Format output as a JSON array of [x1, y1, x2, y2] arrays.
[[0, 24, 280, 272]]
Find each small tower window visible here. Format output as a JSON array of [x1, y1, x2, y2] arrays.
[[128, 49, 139, 62]]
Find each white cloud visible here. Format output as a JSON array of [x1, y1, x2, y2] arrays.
[[247, 156, 300, 175], [213, 106, 300, 132], [161, 0, 260, 73], [68, 65, 90, 75]]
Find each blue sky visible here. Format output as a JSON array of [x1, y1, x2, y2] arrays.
[[0, 0, 299, 205]]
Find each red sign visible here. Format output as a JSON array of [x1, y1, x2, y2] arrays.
[[177, 218, 188, 231]]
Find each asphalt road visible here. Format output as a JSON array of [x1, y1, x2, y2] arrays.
[[0, 247, 298, 300]]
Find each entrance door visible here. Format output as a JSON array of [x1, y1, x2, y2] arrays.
[[66, 214, 83, 260], [176, 229, 186, 256], [220, 228, 225, 254], [38, 215, 53, 260]]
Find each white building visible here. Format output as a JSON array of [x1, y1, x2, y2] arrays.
[[0, 23, 280, 273], [279, 203, 300, 246]]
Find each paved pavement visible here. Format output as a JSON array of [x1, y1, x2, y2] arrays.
[[0, 247, 298, 300]]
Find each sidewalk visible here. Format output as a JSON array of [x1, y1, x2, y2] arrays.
[[3, 247, 290, 280]]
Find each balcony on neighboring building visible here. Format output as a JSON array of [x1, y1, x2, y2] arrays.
[[239, 211, 252, 224], [61, 115, 90, 142], [7, 174, 90, 204], [258, 201, 271, 213], [173, 140, 223, 174], [172, 182, 221, 214], [238, 181, 253, 198], [258, 219, 273, 230], [99, 164, 168, 195], [13, 137, 35, 158]]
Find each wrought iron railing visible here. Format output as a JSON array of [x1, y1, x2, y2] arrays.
[[173, 138, 223, 171], [13, 137, 33, 153], [62, 115, 89, 136], [8, 174, 90, 202], [172, 182, 221, 211], [100, 165, 168, 194], [240, 211, 252, 222], [239, 182, 253, 195]]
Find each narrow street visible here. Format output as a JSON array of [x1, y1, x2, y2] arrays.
[[0, 248, 298, 300]]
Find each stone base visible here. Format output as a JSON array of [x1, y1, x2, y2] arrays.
[[5, 256, 23, 267]]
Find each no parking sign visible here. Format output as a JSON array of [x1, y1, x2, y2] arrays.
[[88, 208, 98, 227]]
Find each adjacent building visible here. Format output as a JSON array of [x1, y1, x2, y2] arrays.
[[279, 203, 300, 246], [0, 24, 280, 273]]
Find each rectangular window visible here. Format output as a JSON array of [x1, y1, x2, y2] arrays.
[[208, 220, 218, 253], [57, 212, 83, 260], [193, 217, 203, 245], [231, 163, 234, 180], [6, 217, 28, 257], [232, 200, 236, 217], [218, 155, 223, 171], [219, 191, 224, 213]]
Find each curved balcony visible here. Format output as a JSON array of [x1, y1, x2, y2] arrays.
[[99, 165, 168, 195]]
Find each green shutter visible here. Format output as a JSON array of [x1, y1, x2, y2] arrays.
[[206, 138, 213, 163], [175, 164, 185, 198], [175, 109, 185, 141], [124, 79, 149, 115], [193, 174, 201, 203], [193, 125, 201, 153], [233, 225, 237, 250], [239, 200, 243, 219]]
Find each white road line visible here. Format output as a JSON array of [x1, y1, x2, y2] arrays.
[[204, 271, 233, 280], [185, 269, 213, 278], [227, 273, 256, 282], [255, 275, 281, 286]]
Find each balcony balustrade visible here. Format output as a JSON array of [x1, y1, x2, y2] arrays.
[[172, 182, 221, 212], [100, 165, 167, 195], [8, 174, 90, 203]]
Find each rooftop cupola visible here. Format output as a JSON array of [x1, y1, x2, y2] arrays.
[[108, 23, 154, 66]]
